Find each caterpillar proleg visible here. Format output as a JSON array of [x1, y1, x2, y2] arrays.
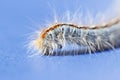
[[28, 16, 120, 56]]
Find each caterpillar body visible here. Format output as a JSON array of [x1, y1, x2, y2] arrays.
[[29, 17, 120, 56]]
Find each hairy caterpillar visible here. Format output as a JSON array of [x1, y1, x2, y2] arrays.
[[28, 16, 120, 56]]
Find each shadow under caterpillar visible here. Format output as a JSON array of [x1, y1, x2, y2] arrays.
[[29, 17, 120, 56]]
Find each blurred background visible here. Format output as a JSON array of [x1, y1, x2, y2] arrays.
[[0, 0, 120, 80]]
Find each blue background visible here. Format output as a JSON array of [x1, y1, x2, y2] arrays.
[[0, 0, 120, 80]]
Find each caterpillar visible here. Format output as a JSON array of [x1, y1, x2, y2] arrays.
[[28, 16, 120, 56]]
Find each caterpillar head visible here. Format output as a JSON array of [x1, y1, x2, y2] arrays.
[[31, 28, 64, 56]]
